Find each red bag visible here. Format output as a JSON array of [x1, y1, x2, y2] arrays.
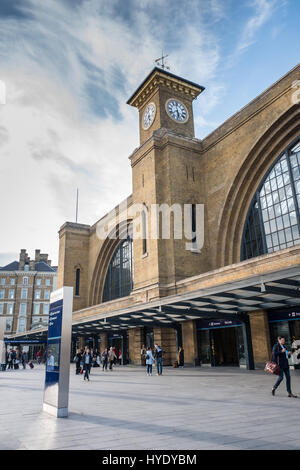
[[80, 368, 83, 375], [264, 361, 280, 375]]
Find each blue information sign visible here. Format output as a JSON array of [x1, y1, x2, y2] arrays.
[[197, 319, 242, 330], [268, 308, 300, 323], [4, 339, 47, 344], [43, 287, 73, 418]]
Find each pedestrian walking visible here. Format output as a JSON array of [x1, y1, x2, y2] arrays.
[[154, 344, 164, 376], [42, 349, 47, 364], [21, 350, 28, 369], [178, 346, 184, 368], [47, 349, 55, 371], [14, 349, 21, 370], [118, 349, 122, 365], [102, 349, 108, 371], [271, 336, 298, 398], [112, 347, 117, 365], [108, 347, 116, 370], [82, 348, 93, 381], [74, 349, 82, 375], [36, 350, 42, 364], [1, 349, 8, 371], [141, 344, 147, 366], [7, 349, 14, 370], [146, 347, 154, 376]]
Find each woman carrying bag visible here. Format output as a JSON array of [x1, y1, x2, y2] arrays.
[[271, 336, 297, 397]]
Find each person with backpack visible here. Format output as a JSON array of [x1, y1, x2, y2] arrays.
[[11, 349, 17, 369], [36, 350, 42, 364], [108, 347, 116, 370], [178, 346, 184, 368], [101, 349, 108, 371], [271, 336, 298, 398], [74, 349, 82, 375], [7, 349, 14, 370], [146, 347, 155, 376], [154, 344, 165, 376], [21, 350, 28, 369]]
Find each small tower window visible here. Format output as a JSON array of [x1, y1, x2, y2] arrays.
[[142, 204, 148, 255], [191, 203, 197, 244], [75, 268, 80, 296]]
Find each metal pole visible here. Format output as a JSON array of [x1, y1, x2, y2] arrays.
[[75, 188, 79, 223]]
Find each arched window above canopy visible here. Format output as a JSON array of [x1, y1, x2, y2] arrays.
[[102, 235, 133, 303], [241, 138, 300, 260]]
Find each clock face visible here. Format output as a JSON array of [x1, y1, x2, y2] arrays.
[[142, 102, 156, 130], [166, 99, 189, 123]]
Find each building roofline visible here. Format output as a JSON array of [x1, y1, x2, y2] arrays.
[[127, 67, 205, 106], [202, 62, 300, 150]]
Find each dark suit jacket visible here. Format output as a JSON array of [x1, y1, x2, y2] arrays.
[[272, 342, 290, 369]]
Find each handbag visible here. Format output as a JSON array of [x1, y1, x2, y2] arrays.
[[264, 360, 280, 375]]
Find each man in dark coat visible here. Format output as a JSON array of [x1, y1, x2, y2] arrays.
[[82, 348, 93, 381], [272, 336, 297, 397]]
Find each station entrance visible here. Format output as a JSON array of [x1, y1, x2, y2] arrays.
[[107, 331, 129, 365], [197, 319, 246, 367], [268, 308, 300, 369]]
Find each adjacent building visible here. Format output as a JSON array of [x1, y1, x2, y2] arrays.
[[0, 249, 57, 334]]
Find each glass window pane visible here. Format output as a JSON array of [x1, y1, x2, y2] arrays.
[[270, 219, 277, 232], [292, 166, 300, 180], [278, 230, 286, 244], [276, 216, 283, 230], [281, 158, 288, 171], [272, 190, 279, 204], [273, 204, 281, 217], [291, 141, 300, 153], [292, 225, 300, 240], [285, 227, 293, 242], [264, 221, 271, 234], [272, 233, 279, 246], [290, 155, 298, 167], [262, 209, 268, 222]]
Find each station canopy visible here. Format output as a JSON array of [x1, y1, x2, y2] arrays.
[[6, 264, 300, 343]]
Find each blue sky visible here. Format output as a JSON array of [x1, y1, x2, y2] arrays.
[[0, 0, 299, 265]]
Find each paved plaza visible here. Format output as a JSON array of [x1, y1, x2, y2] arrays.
[[0, 364, 300, 450]]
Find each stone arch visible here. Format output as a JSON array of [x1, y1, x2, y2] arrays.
[[89, 219, 133, 306], [216, 105, 300, 267]]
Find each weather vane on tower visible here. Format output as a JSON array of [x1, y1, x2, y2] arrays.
[[155, 52, 170, 71]]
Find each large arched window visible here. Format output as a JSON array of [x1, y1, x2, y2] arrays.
[[241, 138, 300, 260], [102, 236, 133, 302]]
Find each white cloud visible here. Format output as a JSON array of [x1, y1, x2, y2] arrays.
[[237, 0, 286, 52]]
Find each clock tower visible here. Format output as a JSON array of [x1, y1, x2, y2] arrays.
[[127, 67, 204, 145], [128, 67, 206, 296]]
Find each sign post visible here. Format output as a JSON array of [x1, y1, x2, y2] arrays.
[[43, 286, 73, 418], [0, 317, 6, 371]]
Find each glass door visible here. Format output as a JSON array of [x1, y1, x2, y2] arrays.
[[198, 330, 212, 366], [236, 326, 246, 367]]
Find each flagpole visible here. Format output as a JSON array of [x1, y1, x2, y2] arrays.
[[75, 188, 79, 223]]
